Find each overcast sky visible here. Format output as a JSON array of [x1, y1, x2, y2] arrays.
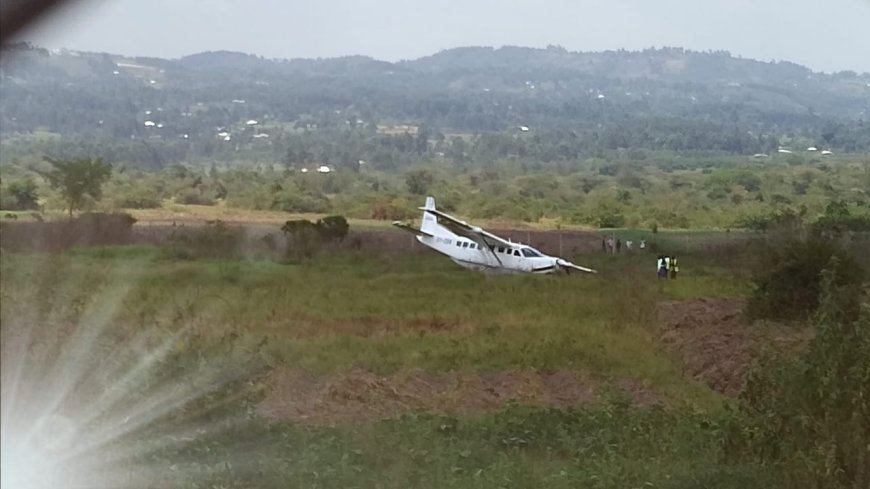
[[18, 0, 870, 73]]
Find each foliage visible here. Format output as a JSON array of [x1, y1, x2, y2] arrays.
[[1, 178, 39, 210], [405, 169, 435, 195], [746, 237, 864, 322], [175, 187, 215, 206], [113, 186, 161, 209], [278, 215, 349, 260], [812, 200, 870, 235], [281, 219, 323, 261], [729, 273, 870, 488], [316, 215, 349, 242], [42, 157, 112, 216], [4, 45, 870, 171], [163, 220, 245, 259]]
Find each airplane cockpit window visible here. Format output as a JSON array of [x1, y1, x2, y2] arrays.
[[521, 248, 543, 258]]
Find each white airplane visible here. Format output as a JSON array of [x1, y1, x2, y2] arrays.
[[393, 197, 597, 275]]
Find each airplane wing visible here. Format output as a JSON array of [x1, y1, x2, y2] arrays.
[[420, 209, 507, 265], [392, 221, 433, 237], [423, 208, 513, 249]]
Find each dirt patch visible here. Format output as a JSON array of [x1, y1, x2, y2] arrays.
[[258, 368, 662, 424], [657, 298, 811, 395]]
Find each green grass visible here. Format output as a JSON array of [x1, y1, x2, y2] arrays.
[[147, 405, 770, 489], [2, 246, 771, 487], [2, 247, 737, 405]]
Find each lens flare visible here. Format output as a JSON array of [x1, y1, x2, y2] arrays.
[[1, 256, 265, 488]]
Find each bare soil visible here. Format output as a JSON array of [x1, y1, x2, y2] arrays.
[[258, 368, 662, 424], [657, 298, 811, 395]]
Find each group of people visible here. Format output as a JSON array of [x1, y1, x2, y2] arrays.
[[602, 236, 645, 254], [657, 255, 679, 279]]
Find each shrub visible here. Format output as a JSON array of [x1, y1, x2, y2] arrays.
[[729, 273, 870, 488], [315, 215, 349, 242], [163, 221, 244, 259], [812, 200, 870, 235], [175, 188, 215, 206], [596, 211, 625, 228], [369, 200, 410, 220], [746, 237, 864, 322], [3, 179, 39, 210], [272, 191, 330, 213], [115, 188, 162, 209], [281, 219, 322, 261]]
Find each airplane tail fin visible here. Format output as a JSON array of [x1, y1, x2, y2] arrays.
[[423, 196, 435, 211], [420, 196, 438, 234]]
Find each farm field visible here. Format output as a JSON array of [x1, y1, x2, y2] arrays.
[[1, 233, 808, 488]]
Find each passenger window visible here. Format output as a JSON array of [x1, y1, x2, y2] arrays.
[[514, 250, 521, 256], [497, 247, 504, 253]]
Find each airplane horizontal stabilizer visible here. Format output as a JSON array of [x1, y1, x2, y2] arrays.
[[392, 221, 433, 237]]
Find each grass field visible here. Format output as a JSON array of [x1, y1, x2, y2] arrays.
[[0, 244, 782, 488]]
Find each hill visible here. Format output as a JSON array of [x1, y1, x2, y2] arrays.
[[1, 43, 869, 170]]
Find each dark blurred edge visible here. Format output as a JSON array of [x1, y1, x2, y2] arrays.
[[1, 0, 71, 46]]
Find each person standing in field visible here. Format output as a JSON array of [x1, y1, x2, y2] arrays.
[[657, 255, 668, 279], [626, 240, 633, 250], [616, 239, 622, 253], [640, 239, 646, 250], [669, 256, 679, 279]]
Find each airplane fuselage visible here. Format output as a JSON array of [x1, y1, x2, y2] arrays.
[[416, 232, 561, 274], [393, 197, 596, 275]]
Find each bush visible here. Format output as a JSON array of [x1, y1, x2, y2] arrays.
[[163, 221, 244, 259], [746, 237, 864, 322], [597, 211, 625, 228], [115, 188, 162, 209], [316, 215, 349, 242], [812, 200, 870, 235], [2, 179, 39, 210], [369, 200, 410, 220], [281, 219, 322, 261], [272, 191, 330, 213], [728, 274, 870, 489], [175, 188, 215, 206]]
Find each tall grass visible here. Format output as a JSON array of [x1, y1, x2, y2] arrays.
[[0, 245, 788, 487], [5, 248, 727, 404]]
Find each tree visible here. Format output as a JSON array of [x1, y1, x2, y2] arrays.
[[44, 158, 112, 217], [315, 215, 349, 242], [730, 270, 870, 488], [5, 179, 39, 210], [281, 219, 322, 260], [405, 169, 434, 195], [746, 237, 864, 322]]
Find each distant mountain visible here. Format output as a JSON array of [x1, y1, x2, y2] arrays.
[[406, 46, 816, 84], [1, 42, 869, 166]]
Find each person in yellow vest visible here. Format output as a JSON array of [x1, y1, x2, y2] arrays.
[[669, 256, 679, 279]]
